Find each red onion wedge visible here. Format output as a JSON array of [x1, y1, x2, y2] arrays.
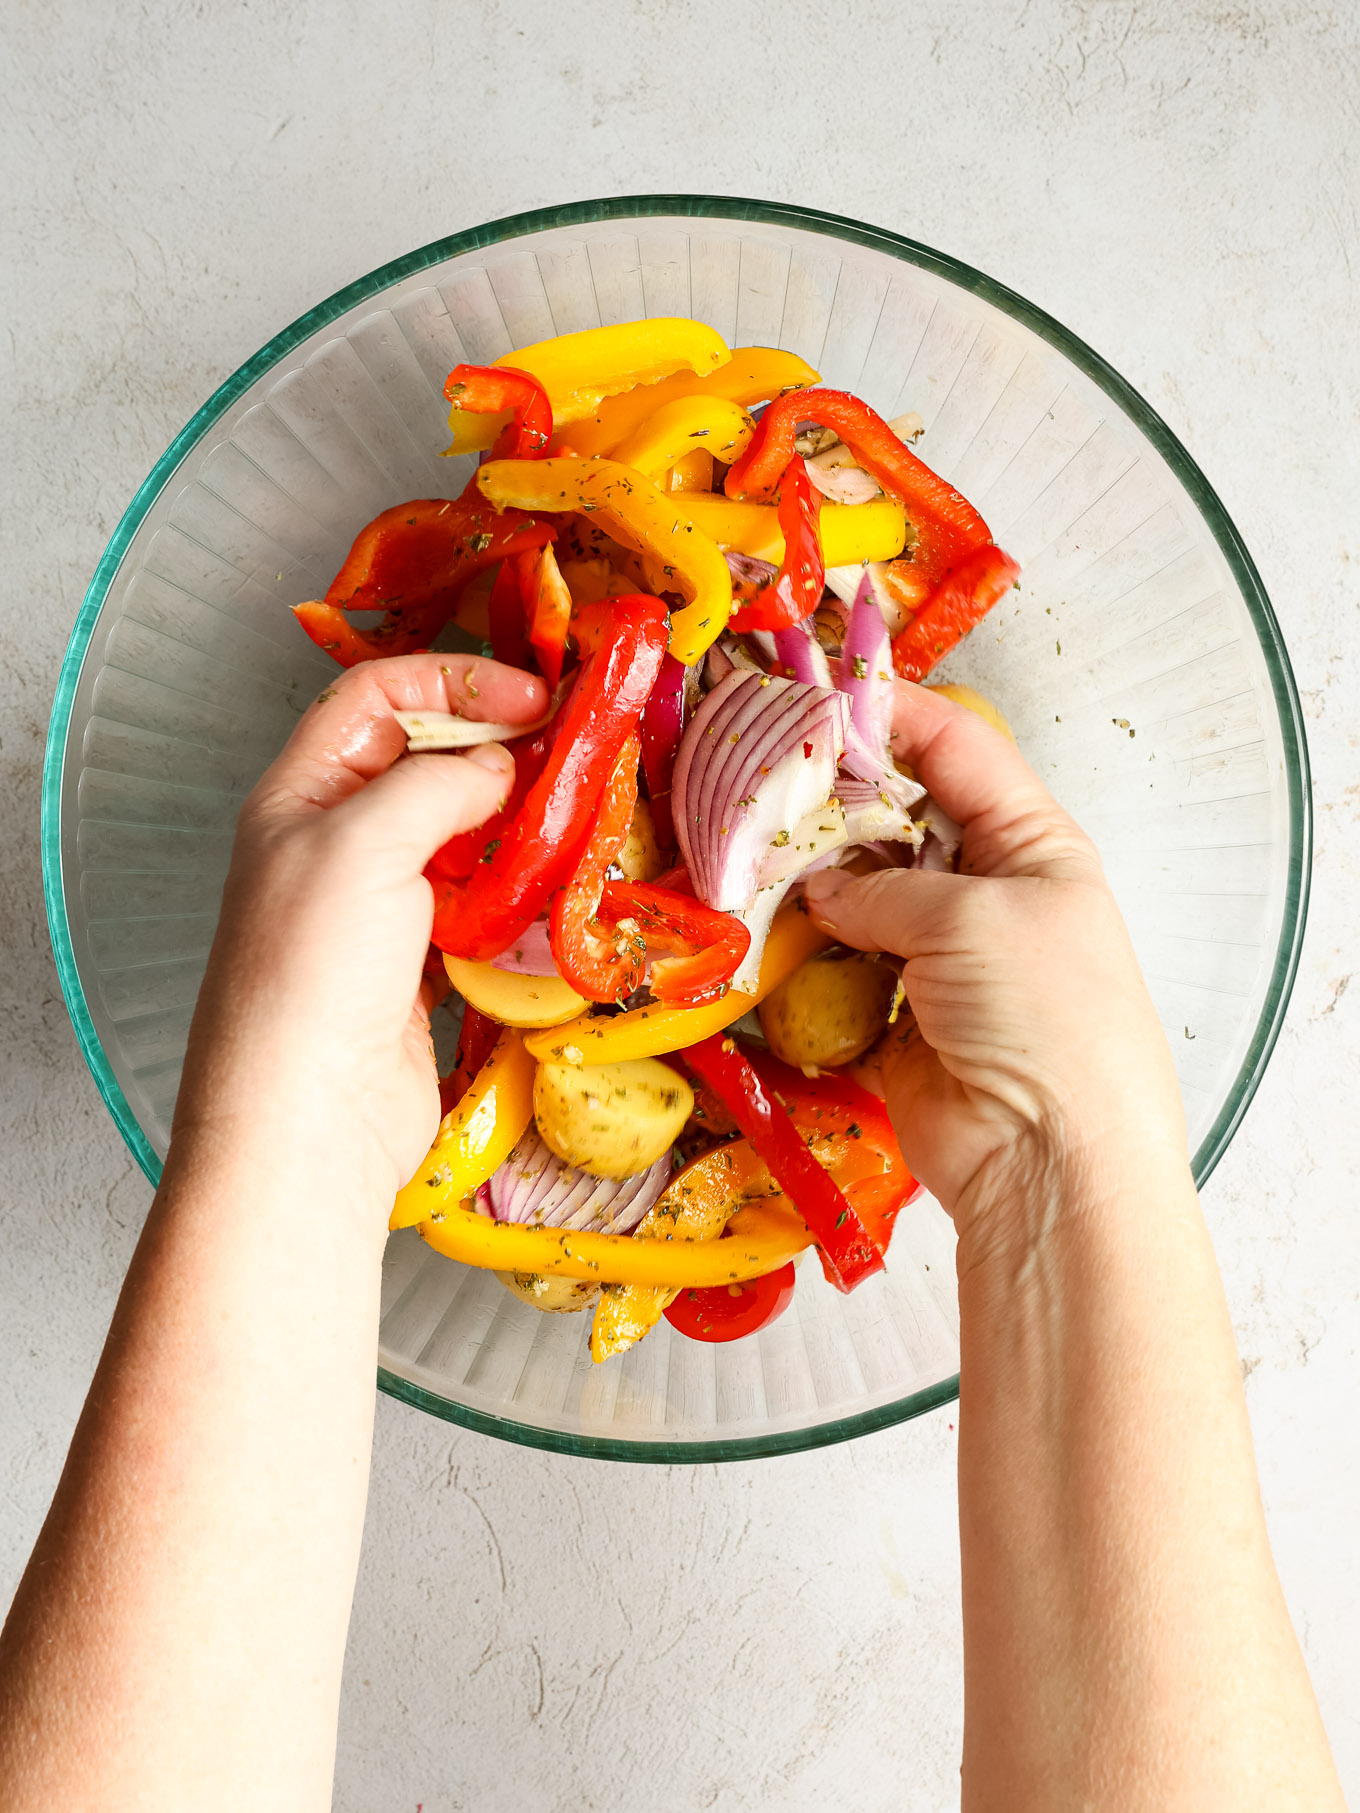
[[838, 570, 925, 819], [674, 672, 849, 916], [836, 777, 923, 852], [772, 618, 833, 689], [488, 1128, 671, 1234], [490, 918, 560, 977], [823, 560, 908, 637]]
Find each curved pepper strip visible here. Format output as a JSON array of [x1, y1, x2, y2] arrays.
[[390, 1027, 534, 1230], [745, 1053, 920, 1256], [609, 395, 756, 480], [444, 1004, 499, 1113], [590, 1138, 778, 1361], [430, 594, 668, 960], [515, 541, 574, 689], [445, 319, 732, 455], [676, 493, 907, 568], [729, 456, 825, 632], [523, 899, 829, 1065], [549, 734, 644, 1003], [294, 498, 554, 668], [667, 448, 714, 493], [476, 457, 733, 665], [443, 362, 552, 460], [682, 1034, 883, 1293], [557, 347, 820, 459], [420, 1195, 813, 1285], [424, 707, 558, 886], [595, 879, 750, 1008], [891, 542, 1022, 682], [487, 557, 532, 671], [725, 388, 991, 589]]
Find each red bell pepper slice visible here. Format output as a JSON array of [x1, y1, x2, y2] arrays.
[[488, 557, 533, 671], [516, 543, 574, 689], [444, 362, 552, 460], [596, 880, 750, 1008], [891, 542, 1021, 682], [439, 1003, 500, 1117], [430, 594, 669, 961], [726, 388, 992, 591], [744, 1053, 920, 1257], [423, 715, 556, 887], [638, 651, 687, 851], [293, 496, 554, 669], [549, 734, 644, 1003], [729, 456, 825, 632], [682, 1035, 884, 1292]]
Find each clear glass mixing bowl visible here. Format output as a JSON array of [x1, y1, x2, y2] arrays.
[[43, 197, 1309, 1461]]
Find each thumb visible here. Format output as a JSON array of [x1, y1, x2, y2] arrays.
[[801, 867, 964, 962], [330, 744, 515, 870]]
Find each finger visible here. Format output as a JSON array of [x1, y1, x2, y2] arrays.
[[330, 744, 516, 870], [802, 866, 966, 963], [890, 682, 1100, 881], [253, 653, 547, 816]]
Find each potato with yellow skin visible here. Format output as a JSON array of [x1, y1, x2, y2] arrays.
[[616, 797, 663, 882], [443, 955, 587, 1030], [925, 683, 1015, 742], [533, 1057, 693, 1180], [496, 1272, 602, 1315], [757, 951, 898, 1069]]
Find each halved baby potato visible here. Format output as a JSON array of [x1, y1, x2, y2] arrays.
[[443, 955, 587, 1030], [534, 1057, 693, 1179], [495, 1271, 602, 1315], [757, 951, 897, 1070]]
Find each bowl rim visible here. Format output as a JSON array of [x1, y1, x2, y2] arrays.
[[42, 192, 1312, 1464]]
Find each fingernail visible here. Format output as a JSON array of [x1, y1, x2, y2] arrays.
[[464, 742, 513, 776]]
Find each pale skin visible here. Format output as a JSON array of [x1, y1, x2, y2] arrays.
[[0, 659, 1343, 1811]]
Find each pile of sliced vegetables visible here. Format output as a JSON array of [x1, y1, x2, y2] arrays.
[[293, 318, 1018, 1362]]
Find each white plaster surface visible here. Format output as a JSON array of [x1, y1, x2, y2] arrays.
[[3, 3, 1358, 1807]]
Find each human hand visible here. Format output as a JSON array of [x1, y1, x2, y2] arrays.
[[802, 684, 1186, 1236], [172, 653, 548, 1200]]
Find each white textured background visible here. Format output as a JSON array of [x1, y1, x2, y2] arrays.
[[3, 3, 1358, 1808]]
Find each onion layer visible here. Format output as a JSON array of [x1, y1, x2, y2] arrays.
[[488, 1128, 671, 1234]]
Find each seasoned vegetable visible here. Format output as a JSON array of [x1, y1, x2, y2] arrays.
[[533, 1057, 694, 1179], [442, 955, 587, 1030], [495, 1272, 602, 1314], [757, 951, 898, 1069], [290, 317, 1018, 1360]]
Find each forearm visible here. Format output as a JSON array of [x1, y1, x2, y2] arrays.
[[955, 1133, 1342, 1812], [0, 1101, 390, 1813]]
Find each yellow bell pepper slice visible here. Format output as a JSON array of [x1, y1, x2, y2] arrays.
[[558, 346, 820, 458], [590, 1138, 775, 1361], [476, 457, 732, 665], [524, 902, 830, 1066], [609, 396, 755, 482], [420, 1197, 812, 1286], [678, 493, 908, 566], [389, 1027, 534, 1230], [446, 319, 731, 454], [667, 448, 714, 493]]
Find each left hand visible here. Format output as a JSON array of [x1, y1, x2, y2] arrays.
[[172, 653, 549, 1196]]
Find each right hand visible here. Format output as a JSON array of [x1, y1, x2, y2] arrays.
[[802, 684, 1187, 1232]]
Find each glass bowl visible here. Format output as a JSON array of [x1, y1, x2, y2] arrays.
[[43, 196, 1309, 1462]]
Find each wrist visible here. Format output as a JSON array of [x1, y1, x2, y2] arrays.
[[953, 1113, 1196, 1285], [165, 1089, 400, 1244]]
